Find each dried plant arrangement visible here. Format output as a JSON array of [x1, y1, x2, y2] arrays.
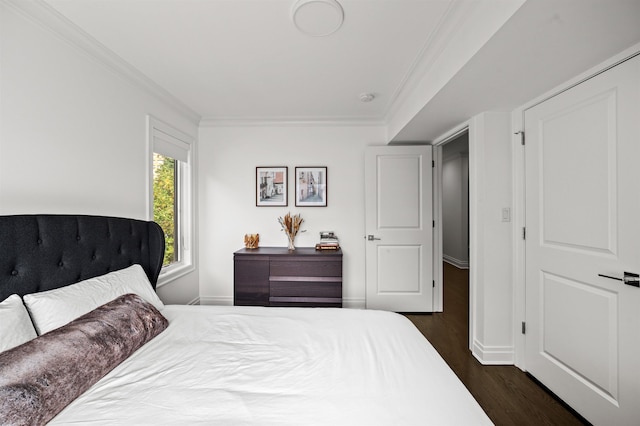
[[278, 212, 305, 250]]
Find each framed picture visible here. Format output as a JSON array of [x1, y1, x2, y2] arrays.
[[295, 167, 327, 207], [256, 167, 288, 206]]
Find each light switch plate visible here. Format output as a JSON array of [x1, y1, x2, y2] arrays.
[[501, 208, 511, 222]]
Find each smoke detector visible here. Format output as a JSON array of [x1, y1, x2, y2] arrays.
[[359, 93, 376, 103]]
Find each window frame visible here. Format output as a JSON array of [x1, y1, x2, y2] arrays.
[[147, 115, 195, 286]]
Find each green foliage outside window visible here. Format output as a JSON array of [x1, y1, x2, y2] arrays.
[[153, 154, 177, 266]]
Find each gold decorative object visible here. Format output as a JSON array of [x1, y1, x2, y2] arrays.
[[277, 212, 305, 250], [244, 233, 260, 249]]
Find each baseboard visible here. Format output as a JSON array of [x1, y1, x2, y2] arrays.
[[472, 339, 514, 365], [187, 296, 201, 305], [443, 254, 469, 269], [343, 298, 366, 309], [199, 296, 233, 306]]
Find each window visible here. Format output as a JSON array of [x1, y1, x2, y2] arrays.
[[153, 153, 178, 266], [148, 116, 194, 284]]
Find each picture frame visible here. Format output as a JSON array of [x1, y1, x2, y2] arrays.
[[295, 167, 327, 207], [256, 166, 288, 207]]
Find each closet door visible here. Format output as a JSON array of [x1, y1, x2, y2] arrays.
[[524, 54, 640, 424]]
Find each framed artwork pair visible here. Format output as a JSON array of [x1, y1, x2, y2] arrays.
[[256, 166, 327, 207]]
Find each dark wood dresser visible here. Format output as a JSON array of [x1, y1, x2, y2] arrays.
[[234, 247, 342, 307]]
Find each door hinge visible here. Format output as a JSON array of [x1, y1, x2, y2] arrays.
[[515, 131, 525, 145], [522, 227, 526, 240], [433, 220, 435, 228], [432, 280, 435, 288], [521, 322, 526, 334], [432, 160, 435, 168]]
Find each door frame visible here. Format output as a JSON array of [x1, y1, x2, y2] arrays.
[[433, 124, 471, 345], [511, 42, 640, 370]]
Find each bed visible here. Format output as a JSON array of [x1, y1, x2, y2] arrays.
[[0, 214, 492, 425]]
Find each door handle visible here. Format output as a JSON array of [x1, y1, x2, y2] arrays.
[[367, 235, 381, 241], [598, 272, 640, 287]]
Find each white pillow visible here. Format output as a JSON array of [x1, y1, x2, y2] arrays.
[[0, 294, 38, 353], [23, 264, 165, 335]]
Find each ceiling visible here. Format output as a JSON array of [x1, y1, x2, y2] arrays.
[[393, 0, 640, 142], [41, 0, 640, 142]]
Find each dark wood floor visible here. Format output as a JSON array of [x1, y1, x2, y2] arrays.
[[405, 263, 587, 426]]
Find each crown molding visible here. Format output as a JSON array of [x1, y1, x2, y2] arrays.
[[382, 0, 474, 123], [199, 116, 386, 128], [3, 0, 201, 125], [383, 0, 525, 142]]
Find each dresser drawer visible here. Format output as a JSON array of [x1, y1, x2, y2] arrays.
[[270, 280, 342, 298], [234, 256, 269, 306], [270, 259, 341, 277]]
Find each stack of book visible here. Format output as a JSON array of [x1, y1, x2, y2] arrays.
[[315, 231, 340, 250]]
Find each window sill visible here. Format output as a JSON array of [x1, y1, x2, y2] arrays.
[[156, 262, 195, 288]]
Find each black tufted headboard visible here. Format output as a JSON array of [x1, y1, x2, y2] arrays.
[[0, 215, 165, 301]]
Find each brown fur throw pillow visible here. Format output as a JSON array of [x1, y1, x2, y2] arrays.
[[0, 293, 168, 426]]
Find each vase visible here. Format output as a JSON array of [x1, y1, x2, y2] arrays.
[[287, 233, 296, 251]]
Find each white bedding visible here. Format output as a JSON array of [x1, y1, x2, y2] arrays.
[[50, 305, 492, 425]]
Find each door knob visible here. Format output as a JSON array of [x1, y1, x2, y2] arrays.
[[367, 235, 381, 241], [598, 272, 640, 287]]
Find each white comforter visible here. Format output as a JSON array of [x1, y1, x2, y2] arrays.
[[51, 305, 492, 425]]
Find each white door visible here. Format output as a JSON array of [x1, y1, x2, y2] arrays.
[[365, 145, 433, 312], [524, 54, 640, 425]]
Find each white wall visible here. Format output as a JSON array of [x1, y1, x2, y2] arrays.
[[0, 3, 199, 304], [442, 134, 469, 268], [468, 112, 513, 364], [198, 125, 387, 307]]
